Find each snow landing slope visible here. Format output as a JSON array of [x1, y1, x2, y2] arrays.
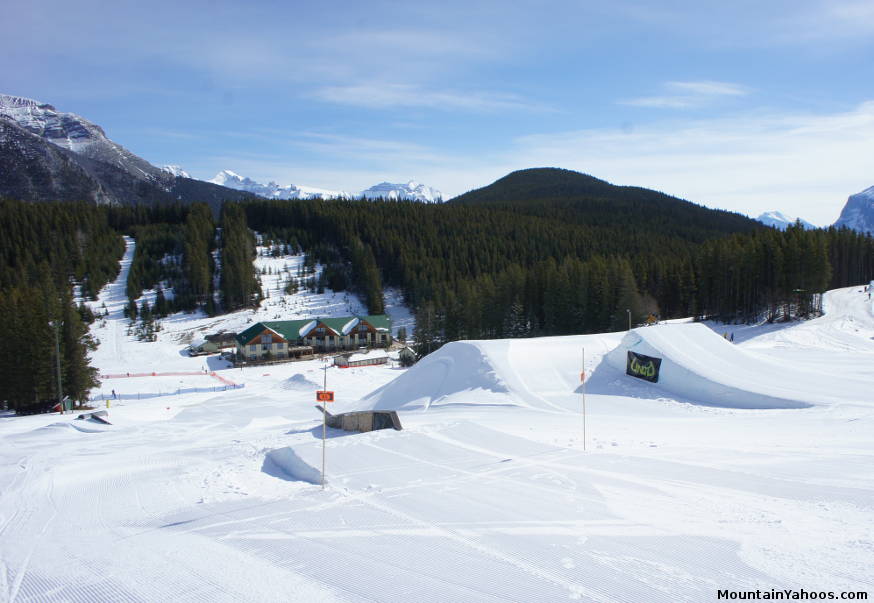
[[360, 333, 619, 412], [605, 323, 866, 408], [363, 301, 870, 413]]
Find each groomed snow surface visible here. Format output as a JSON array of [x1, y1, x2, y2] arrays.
[[2, 257, 873, 600]]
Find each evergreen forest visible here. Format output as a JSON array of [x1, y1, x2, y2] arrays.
[[1, 167, 873, 407], [242, 196, 874, 354]]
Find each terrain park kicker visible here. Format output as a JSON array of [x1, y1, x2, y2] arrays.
[[362, 321, 866, 412]]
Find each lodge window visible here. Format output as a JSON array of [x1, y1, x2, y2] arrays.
[[358, 325, 369, 332], [316, 327, 325, 334], [261, 334, 271, 344]]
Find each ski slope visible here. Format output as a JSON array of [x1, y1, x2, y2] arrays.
[[1, 280, 873, 601]]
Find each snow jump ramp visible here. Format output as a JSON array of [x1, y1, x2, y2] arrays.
[[360, 337, 619, 413], [361, 324, 855, 412], [605, 323, 844, 409]]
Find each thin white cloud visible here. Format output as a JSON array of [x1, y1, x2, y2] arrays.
[[328, 29, 500, 61], [667, 81, 749, 96], [623, 80, 751, 109], [312, 83, 552, 113], [623, 96, 702, 109], [785, 0, 874, 41], [291, 132, 450, 164]]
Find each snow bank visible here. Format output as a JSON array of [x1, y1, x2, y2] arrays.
[[362, 341, 511, 411], [280, 373, 320, 391], [264, 447, 321, 484], [605, 324, 848, 409]]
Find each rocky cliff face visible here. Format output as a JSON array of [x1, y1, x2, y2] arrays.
[[0, 94, 167, 185], [0, 93, 253, 206], [834, 186, 874, 235]]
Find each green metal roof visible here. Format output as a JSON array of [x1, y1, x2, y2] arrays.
[[320, 317, 355, 335], [236, 319, 313, 346], [360, 314, 391, 332], [236, 315, 392, 346]]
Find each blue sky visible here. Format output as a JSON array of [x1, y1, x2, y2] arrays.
[[3, 0, 874, 224]]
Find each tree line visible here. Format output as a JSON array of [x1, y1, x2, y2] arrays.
[[2, 191, 872, 406], [0, 199, 122, 408], [240, 198, 874, 353]]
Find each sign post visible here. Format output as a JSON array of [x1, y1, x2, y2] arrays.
[[318, 358, 332, 489]]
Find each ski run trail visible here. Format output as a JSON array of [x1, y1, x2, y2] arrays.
[[1, 249, 873, 601]]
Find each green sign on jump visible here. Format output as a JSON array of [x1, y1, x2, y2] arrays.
[[626, 351, 661, 383]]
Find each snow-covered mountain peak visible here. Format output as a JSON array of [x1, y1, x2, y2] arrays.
[[209, 170, 353, 200], [210, 170, 443, 203], [834, 185, 874, 235], [0, 94, 55, 111], [211, 170, 443, 202], [756, 210, 815, 230], [162, 165, 190, 178], [210, 170, 258, 188], [0, 91, 168, 186], [360, 180, 443, 202], [0, 93, 107, 153], [760, 210, 791, 222]]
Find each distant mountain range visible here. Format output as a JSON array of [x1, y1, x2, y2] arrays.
[[360, 180, 442, 202], [0, 93, 442, 206], [208, 169, 354, 200], [208, 169, 442, 202], [755, 210, 816, 230], [761, 186, 874, 235]]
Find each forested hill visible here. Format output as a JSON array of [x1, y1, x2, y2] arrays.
[[450, 168, 761, 242], [451, 168, 627, 203]]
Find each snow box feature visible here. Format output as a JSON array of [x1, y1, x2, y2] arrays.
[[315, 406, 402, 433]]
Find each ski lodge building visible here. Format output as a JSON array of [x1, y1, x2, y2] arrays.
[[235, 315, 392, 362]]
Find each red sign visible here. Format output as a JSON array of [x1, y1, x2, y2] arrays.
[[316, 391, 334, 402]]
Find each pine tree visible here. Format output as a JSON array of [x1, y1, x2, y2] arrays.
[[413, 302, 443, 358]]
